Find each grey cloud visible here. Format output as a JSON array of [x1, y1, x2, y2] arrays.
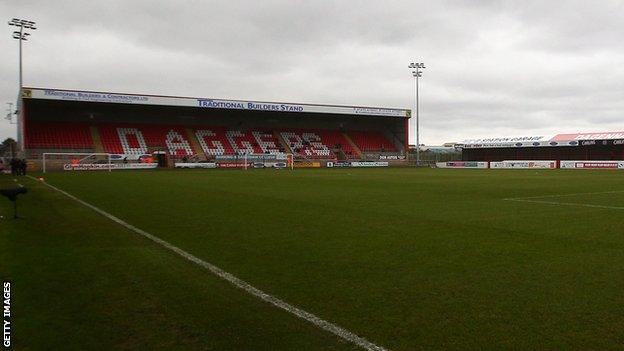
[[1, 0, 622, 144]]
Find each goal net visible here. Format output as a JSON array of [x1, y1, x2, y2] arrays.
[[42, 152, 157, 173], [241, 152, 294, 170], [41, 152, 293, 172]]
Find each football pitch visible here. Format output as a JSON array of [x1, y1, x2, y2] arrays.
[[2, 168, 624, 350]]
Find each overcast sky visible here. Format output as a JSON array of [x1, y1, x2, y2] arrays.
[[1, 0, 622, 144]]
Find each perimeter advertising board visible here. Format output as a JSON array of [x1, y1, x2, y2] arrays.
[[379, 155, 406, 160], [326, 161, 350, 168], [350, 162, 389, 167], [63, 163, 158, 171], [174, 163, 217, 169], [489, 161, 556, 169], [560, 161, 624, 169], [327, 161, 389, 168], [294, 162, 321, 168], [216, 162, 253, 168], [215, 154, 287, 161], [252, 162, 288, 169], [436, 161, 488, 169]]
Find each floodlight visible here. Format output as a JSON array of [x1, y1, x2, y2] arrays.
[[8, 17, 37, 89], [408, 61, 426, 166]]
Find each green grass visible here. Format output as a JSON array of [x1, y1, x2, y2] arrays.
[[2, 168, 624, 350]]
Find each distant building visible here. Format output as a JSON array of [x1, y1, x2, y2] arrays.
[[459, 132, 624, 161]]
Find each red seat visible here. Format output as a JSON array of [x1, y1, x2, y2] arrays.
[[317, 130, 357, 158], [280, 130, 337, 159], [99, 124, 193, 156], [26, 122, 93, 149], [25, 122, 398, 159], [349, 131, 397, 152]]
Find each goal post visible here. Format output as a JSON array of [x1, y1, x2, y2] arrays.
[[42, 152, 112, 173], [286, 153, 294, 170], [41, 152, 295, 172], [241, 152, 294, 170]]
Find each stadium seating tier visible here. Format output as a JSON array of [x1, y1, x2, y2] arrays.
[[26, 122, 94, 149], [26, 122, 399, 160], [349, 131, 397, 152]]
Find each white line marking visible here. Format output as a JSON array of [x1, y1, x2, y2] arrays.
[[27, 176, 387, 351], [504, 190, 624, 201], [503, 190, 624, 210], [504, 198, 624, 210]]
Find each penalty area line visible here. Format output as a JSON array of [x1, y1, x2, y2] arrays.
[[27, 176, 387, 351]]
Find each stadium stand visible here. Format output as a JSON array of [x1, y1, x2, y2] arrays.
[[349, 131, 397, 152], [26, 121, 94, 149], [20, 87, 410, 170], [25, 121, 400, 161], [99, 124, 193, 156], [252, 131, 282, 154], [194, 128, 282, 156], [225, 130, 265, 155], [316, 130, 358, 159], [280, 130, 334, 159], [194, 127, 232, 156]]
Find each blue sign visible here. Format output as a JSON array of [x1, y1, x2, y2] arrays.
[[198, 99, 304, 113]]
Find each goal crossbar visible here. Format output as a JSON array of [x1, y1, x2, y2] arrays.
[[242, 152, 294, 170], [42, 152, 112, 173]]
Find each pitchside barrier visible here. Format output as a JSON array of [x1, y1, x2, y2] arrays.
[[560, 160, 624, 169], [174, 162, 217, 169], [36, 150, 404, 172], [42, 152, 297, 172], [436, 161, 488, 169], [43, 152, 159, 173], [438, 160, 624, 170], [175, 159, 390, 169], [175, 161, 291, 169], [326, 161, 389, 168], [43, 152, 112, 173], [171, 159, 389, 169], [490, 160, 557, 169]]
